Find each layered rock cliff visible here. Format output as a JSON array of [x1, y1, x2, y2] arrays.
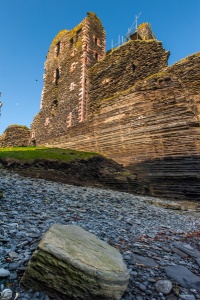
[[42, 52, 200, 200]]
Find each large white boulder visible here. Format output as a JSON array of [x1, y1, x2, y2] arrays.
[[21, 224, 129, 299]]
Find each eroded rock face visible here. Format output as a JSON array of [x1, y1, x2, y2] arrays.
[[21, 224, 129, 300]]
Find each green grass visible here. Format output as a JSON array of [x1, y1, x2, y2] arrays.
[[0, 147, 98, 162]]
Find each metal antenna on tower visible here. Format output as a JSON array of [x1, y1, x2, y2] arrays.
[[135, 12, 141, 30], [111, 12, 142, 48], [126, 12, 142, 41], [0, 92, 2, 116]]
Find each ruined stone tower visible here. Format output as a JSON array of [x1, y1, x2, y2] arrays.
[[2, 12, 200, 201], [31, 12, 106, 142]]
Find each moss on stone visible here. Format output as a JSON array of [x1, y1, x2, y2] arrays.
[[137, 22, 149, 29], [4, 124, 29, 133], [51, 30, 68, 46]]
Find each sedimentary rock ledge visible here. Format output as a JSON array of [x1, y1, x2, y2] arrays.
[[0, 168, 200, 300]]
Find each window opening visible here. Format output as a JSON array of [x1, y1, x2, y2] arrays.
[[55, 68, 60, 85], [94, 37, 98, 45], [132, 63, 136, 72], [56, 41, 60, 56], [76, 28, 82, 41], [70, 37, 74, 48], [95, 52, 99, 61], [52, 99, 58, 107]]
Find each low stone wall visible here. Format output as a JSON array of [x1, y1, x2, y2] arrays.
[[0, 125, 30, 147]]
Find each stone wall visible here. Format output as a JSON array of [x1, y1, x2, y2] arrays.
[[41, 52, 200, 200], [0, 125, 30, 147], [24, 12, 200, 200], [89, 40, 169, 112]]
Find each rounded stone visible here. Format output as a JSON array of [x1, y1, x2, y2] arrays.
[[1, 288, 13, 300], [155, 279, 172, 295], [21, 224, 130, 300], [138, 283, 147, 292], [0, 269, 10, 278]]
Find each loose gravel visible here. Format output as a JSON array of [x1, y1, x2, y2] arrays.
[[0, 168, 200, 300]]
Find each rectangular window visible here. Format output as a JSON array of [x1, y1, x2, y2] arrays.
[[70, 37, 74, 48], [76, 28, 82, 41], [95, 52, 99, 61], [56, 41, 60, 56], [55, 68, 60, 85]]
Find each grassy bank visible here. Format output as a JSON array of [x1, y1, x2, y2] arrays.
[[0, 147, 98, 162]]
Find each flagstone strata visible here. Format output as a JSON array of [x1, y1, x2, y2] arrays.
[[21, 224, 129, 300]]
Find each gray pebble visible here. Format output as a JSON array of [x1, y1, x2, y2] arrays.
[[0, 268, 10, 277], [0, 168, 200, 300], [155, 279, 172, 295], [0, 288, 13, 300], [180, 295, 196, 300], [138, 283, 146, 291]]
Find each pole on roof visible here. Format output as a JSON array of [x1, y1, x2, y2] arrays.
[[0, 93, 2, 116], [135, 12, 141, 40]]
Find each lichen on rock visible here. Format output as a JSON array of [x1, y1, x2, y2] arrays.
[[21, 224, 129, 300]]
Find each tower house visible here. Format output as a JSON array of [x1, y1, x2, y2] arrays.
[[130, 23, 156, 40], [31, 12, 106, 142]]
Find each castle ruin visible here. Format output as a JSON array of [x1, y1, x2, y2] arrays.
[[1, 12, 200, 201], [31, 12, 169, 143]]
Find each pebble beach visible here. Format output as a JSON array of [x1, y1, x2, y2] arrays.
[[0, 168, 200, 300]]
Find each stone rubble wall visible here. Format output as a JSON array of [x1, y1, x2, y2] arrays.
[[89, 40, 169, 110], [0, 125, 30, 147]]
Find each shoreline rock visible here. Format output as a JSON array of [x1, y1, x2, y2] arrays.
[[0, 168, 199, 300], [21, 224, 129, 300]]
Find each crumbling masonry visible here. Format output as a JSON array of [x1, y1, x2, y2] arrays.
[[31, 13, 169, 143], [2, 12, 200, 201]]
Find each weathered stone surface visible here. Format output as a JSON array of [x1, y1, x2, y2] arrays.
[[155, 280, 172, 295], [21, 224, 129, 300], [165, 265, 200, 292], [0, 124, 30, 147], [0, 268, 10, 277], [0, 288, 13, 300], [196, 257, 200, 266], [89, 39, 169, 106], [40, 53, 200, 201], [2, 12, 199, 202], [134, 255, 157, 267], [31, 12, 106, 143], [172, 242, 200, 258]]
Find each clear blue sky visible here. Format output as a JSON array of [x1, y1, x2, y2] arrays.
[[0, 0, 199, 135]]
